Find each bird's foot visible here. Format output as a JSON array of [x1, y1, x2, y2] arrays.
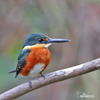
[[28, 80, 32, 88], [40, 72, 45, 79]]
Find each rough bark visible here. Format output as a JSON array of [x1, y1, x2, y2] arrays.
[[0, 58, 100, 100]]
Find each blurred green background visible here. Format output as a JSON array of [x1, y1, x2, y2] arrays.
[[0, 0, 100, 100]]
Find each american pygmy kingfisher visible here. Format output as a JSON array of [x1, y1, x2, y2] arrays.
[[10, 33, 70, 78]]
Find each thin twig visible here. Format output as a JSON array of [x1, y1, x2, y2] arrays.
[[0, 58, 100, 100]]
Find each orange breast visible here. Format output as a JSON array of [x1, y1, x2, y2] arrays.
[[21, 47, 51, 76]]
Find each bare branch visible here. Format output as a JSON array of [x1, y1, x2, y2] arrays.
[[0, 58, 100, 100]]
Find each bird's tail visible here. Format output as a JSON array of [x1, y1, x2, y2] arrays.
[[9, 70, 16, 73], [9, 70, 19, 78]]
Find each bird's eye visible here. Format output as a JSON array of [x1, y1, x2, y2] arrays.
[[38, 38, 44, 42]]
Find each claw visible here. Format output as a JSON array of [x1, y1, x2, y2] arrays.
[[40, 72, 45, 79], [28, 80, 32, 88]]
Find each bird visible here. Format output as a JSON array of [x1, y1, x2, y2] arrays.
[[9, 32, 70, 78]]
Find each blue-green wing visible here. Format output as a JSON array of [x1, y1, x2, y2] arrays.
[[15, 49, 31, 77], [18, 49, 31, 60]]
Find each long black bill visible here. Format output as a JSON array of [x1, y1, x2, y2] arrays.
[[48, 38, 71, 43]]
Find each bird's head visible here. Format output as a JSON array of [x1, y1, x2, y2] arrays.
[[23, 32, 70, 50]]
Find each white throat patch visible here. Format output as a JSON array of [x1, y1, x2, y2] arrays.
[[23, 43, 51, 50], [44, 43, 51, 48]]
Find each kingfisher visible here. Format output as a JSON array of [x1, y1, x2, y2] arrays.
[[10, 33, 70, 78]]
